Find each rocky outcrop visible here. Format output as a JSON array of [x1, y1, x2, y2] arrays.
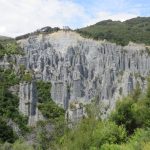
[[0, 55, 14, 69], [66, 101, 85, 126], [51, 81, 70, 109], [19, 82, 44, 126]]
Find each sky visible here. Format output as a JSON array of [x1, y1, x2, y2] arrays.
[[0, 0, 149, 37]]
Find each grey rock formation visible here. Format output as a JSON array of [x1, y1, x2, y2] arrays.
[[66, 101, 85, 126], [0, 55, 14, 69], [19, 81, 44, 126], [51, 81, 69, 109], [16, 31, 150, 122], [8, 85, 19, 95]]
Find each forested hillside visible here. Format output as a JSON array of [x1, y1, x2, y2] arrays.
[[77, 17, 150, 45]]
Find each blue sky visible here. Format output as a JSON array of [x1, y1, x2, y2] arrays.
[[0, 0, 149, 37]]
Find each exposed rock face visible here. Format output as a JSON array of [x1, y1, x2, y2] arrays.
[[0, 31, 148, 124], [0, 55, 15, 69], [16, 31, 150, 122], [19, 82, 44, 126], [51, 81, 69, 109], [19, 31, 150, 105], [66, 101, 85, 126]]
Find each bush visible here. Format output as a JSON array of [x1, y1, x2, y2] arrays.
[[38, 101, 65, 122], [0, 39, 23, 57], [110, 96, 138, 134], [36, 81, 65, 122], [110, 82, 150, 134], [22, 72, 32, 82], [59, 118, 127, 150]]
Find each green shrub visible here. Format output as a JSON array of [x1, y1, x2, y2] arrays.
[[22, 73, 32, 82], [0, 39, 23, 57], [36, 81, 52, 103], [59, 118, 127, 150], [36, 81, 65, 122], [0, 69, 28, 141], [38, 101, 65, 122], [110, 81, 150, 134]]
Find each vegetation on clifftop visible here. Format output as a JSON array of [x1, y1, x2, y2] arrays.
[[77, 17, 150, 46]]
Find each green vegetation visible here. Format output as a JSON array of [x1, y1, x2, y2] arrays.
[[55, 80, 150, 150], [0, 117, 17, 143], [18, 64, 33, 82], [0, 38, 23, 57], [1, 17, 150, 149], [0, 69, 28, 143], [0, 38, 30, 144], [38, 101, 65, 122], [59, 120, 127, 150], [0, 69, 19, 87], [1, 34, 150, 148], [36, 81, 52, 103], [22, 72, 32, 82], [28, 81, 66, 150], [0, 140, 34, 150], [101, 129, 150, 150], [1, 78, 150, 149], [77, 17, 150, 46], [0, 71, 65, 148], [36, 81, 65, 123], [110, 82, 150, 135]]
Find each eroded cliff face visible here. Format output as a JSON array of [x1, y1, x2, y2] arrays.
[[19, 82, 44, 126], [15, 31, 150, 122], [0, 30, 149, 126]]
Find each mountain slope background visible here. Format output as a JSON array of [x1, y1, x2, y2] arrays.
[[0, 16, 150, 149], [76, 17, 150, 46]]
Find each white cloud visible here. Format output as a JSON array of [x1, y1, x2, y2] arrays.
[[0, 26, 6, 34], [0, 0, 86, 37], [86, 12, 138, 26], [0, 0, 140, 37]]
